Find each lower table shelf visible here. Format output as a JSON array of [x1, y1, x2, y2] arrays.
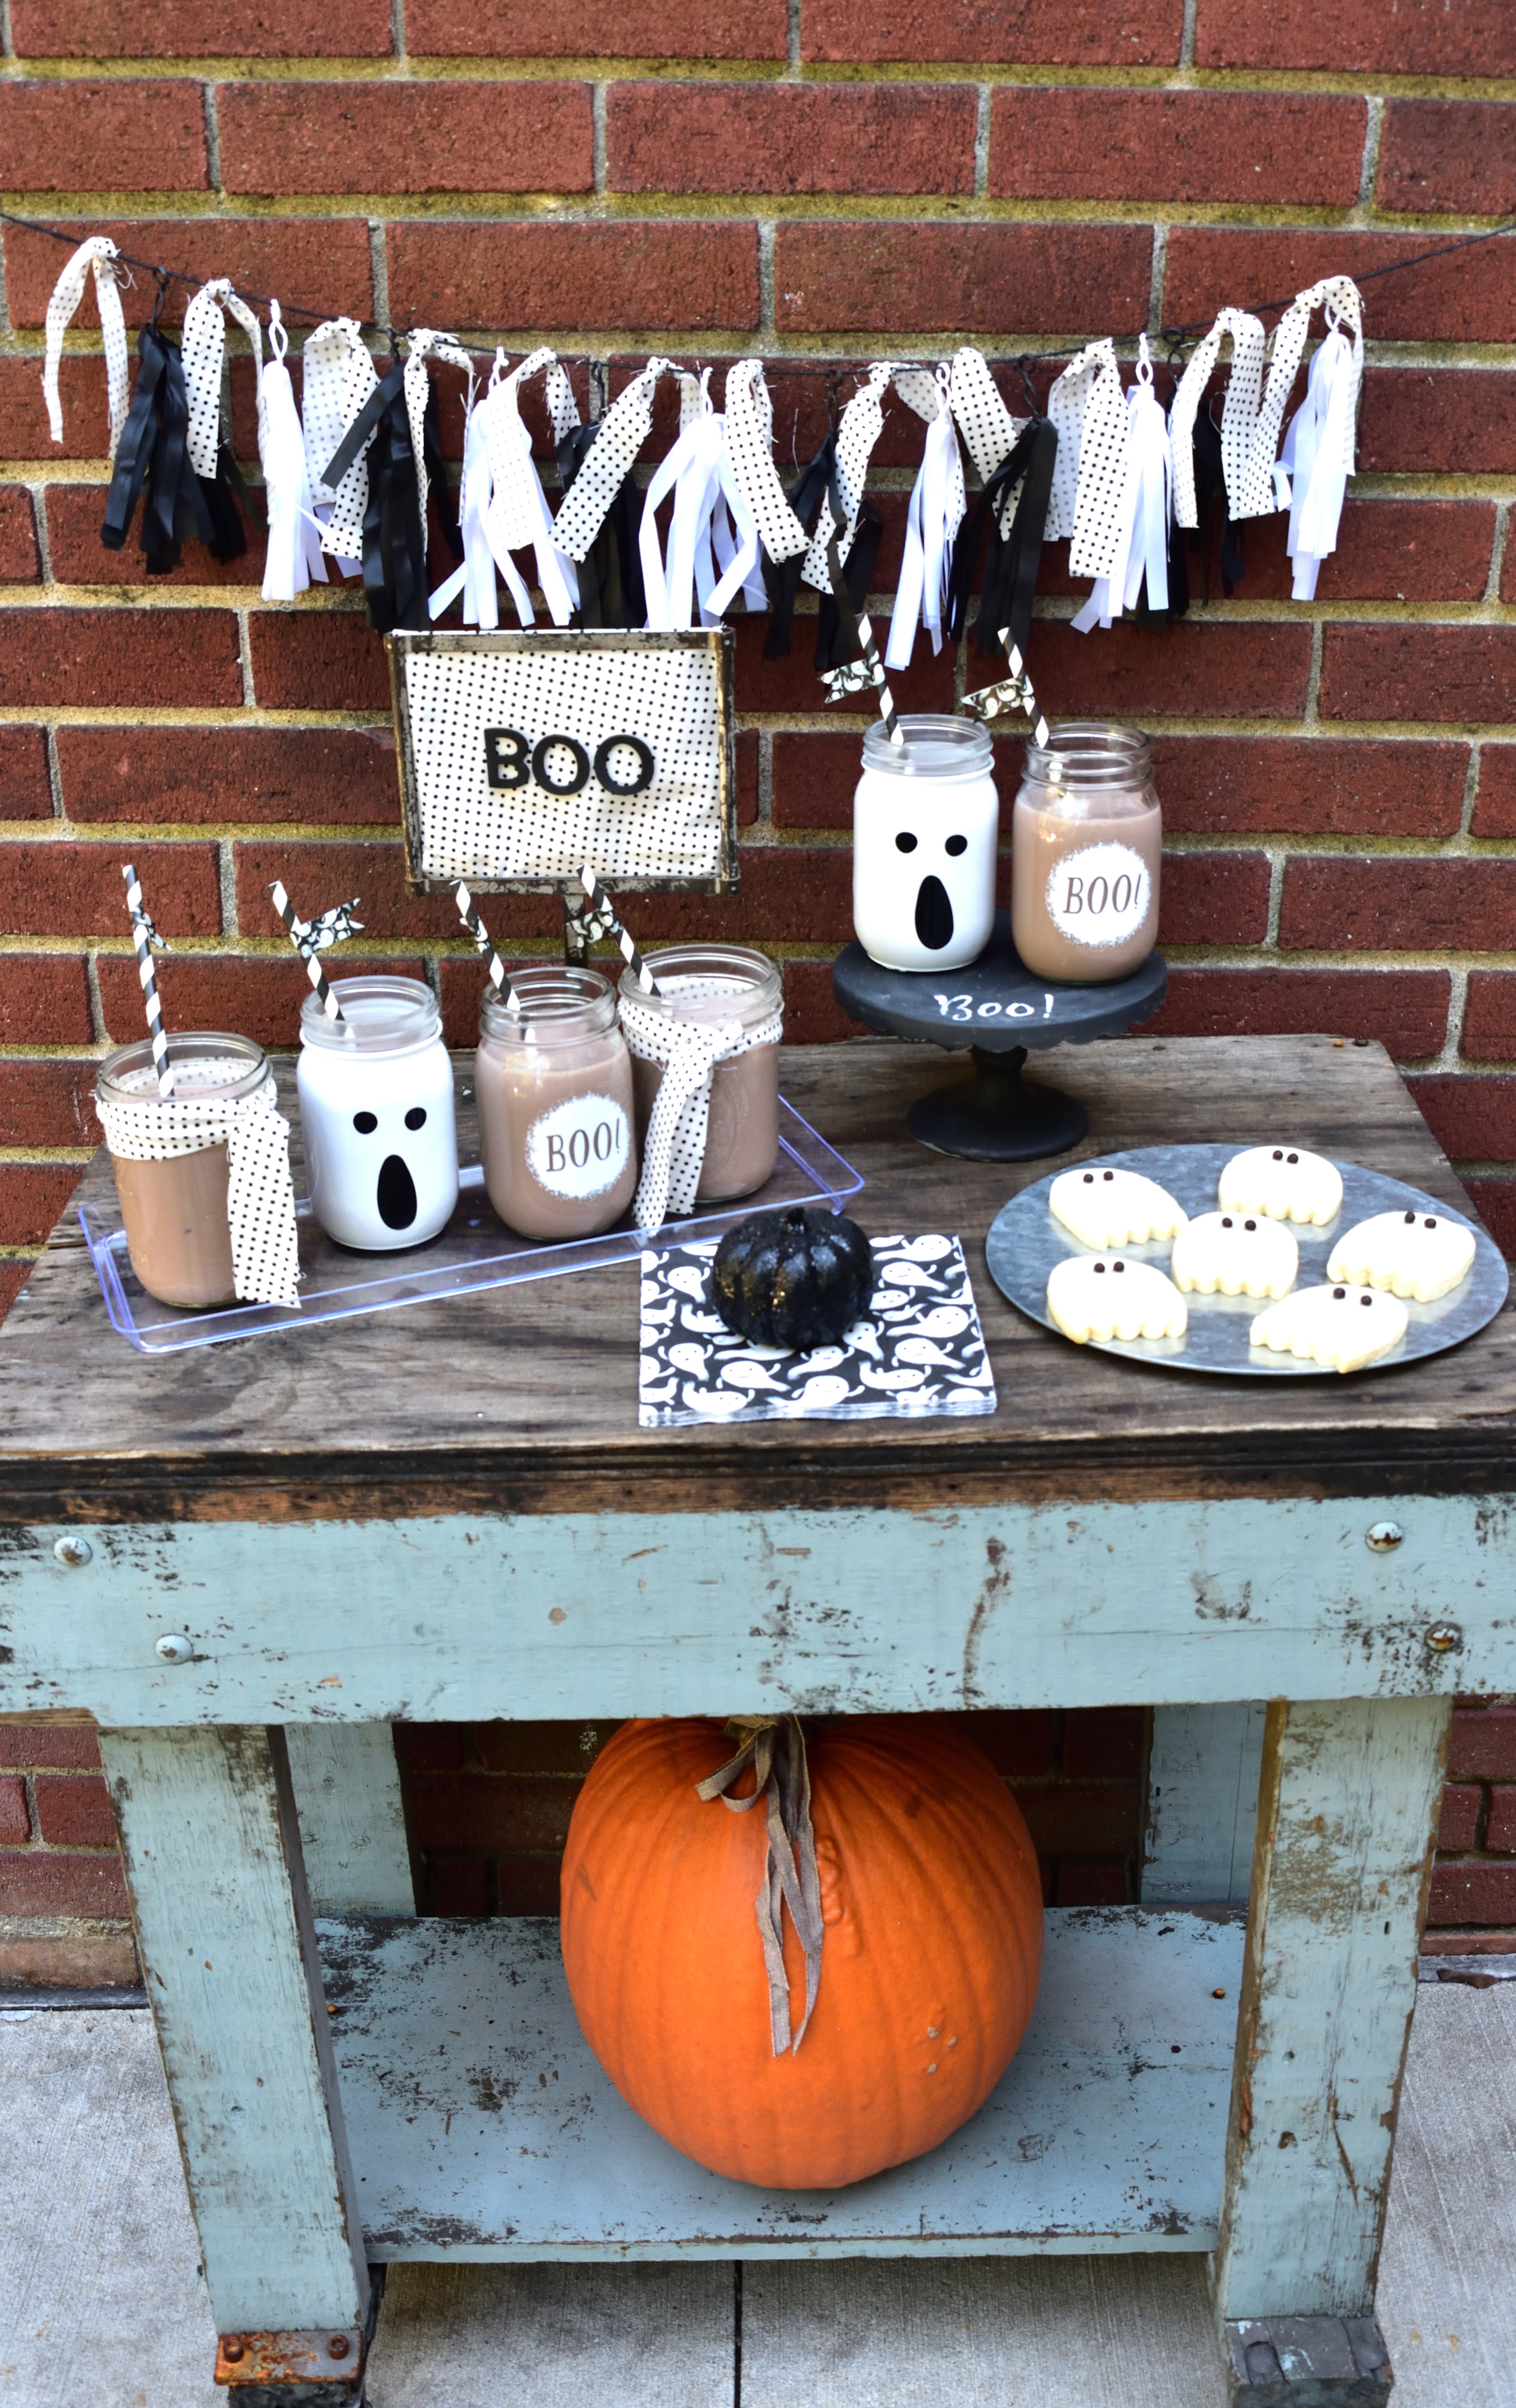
[[317, 1904, 1243, 2262]]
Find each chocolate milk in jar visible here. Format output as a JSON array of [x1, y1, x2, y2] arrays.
[[475, 966, 637, 1241], [96, 1033, 271, 1308], [1012, 722, 1161, 984], [621, 946, 783, 1202]]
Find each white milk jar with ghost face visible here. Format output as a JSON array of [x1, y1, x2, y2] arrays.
[[298, 976, 458, 1249], [852, 715, 998, 972]]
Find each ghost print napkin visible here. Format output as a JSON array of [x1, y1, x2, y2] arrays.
[[637, 1233, 996, 1429]]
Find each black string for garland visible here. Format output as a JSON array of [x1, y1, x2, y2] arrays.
[[101, 297, 246, 574]]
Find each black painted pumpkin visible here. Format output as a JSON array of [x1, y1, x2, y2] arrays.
[[709, 1206, 876, 1350]]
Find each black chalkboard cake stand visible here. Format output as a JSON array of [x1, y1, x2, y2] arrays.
[[832, 911, 1168, 1162]]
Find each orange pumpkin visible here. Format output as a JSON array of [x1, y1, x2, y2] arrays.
[[559, 1715, 1044, 2190]]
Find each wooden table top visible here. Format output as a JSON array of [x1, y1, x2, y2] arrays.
[[2, 1033, 1512, 1519]]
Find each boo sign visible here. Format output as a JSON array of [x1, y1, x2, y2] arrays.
[[387, 627, 738, 896]]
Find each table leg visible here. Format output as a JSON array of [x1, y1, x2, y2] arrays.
[[100, 1724, 372, 2404], [1212, 1695, 1450, 2406], [285, 1723, 416, 1917]]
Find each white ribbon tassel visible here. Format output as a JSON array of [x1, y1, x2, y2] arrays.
[[402, 327, 473, 539], [885, 365, 965, 671], [42, 235, 129, 458], [302, 318, 376, 567], [1277, 307, 1361, 600], [639, 370, 764, 631], [430, 347, 580, 628], [1072, 338, 1171, 632], [180, 279, 264, 480], [259, 302, 329, 603], [1168, 307, 1267, 529]]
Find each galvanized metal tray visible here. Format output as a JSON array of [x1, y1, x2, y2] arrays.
[[985, 1142, 1509, 1378]]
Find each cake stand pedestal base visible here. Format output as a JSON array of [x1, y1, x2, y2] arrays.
[[832, 911, 1168, 1164]]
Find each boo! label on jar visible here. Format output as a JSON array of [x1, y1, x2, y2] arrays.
[[525, 1094, 631, 1199], [1046, 843, 1152, 951]]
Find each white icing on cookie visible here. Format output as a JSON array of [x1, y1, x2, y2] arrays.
[[1048, 1165, 1188, 1250], [1047, 1255, 1189, 1344], [1170, 1210, 1299, 1300], [1248, 1282, 1408, 1374], [1327, 1209, 1476, 1303], [1218, 1145, 1343, 1227]]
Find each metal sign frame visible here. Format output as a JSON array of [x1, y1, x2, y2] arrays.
[[386, 625, 740, 898]]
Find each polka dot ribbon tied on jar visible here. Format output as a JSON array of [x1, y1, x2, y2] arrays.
[[620, 981, 784, 1235], [93, 1063, 301, 1309]]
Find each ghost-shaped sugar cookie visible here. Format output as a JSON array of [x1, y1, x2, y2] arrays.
[[1327, 1209, 1476, 1303], [1170, 1210, 1299, 1300], [1218, 1145, 1343, 1228], [1248, 1282, 1408, 1374], [1048, 1165, 1188, 1250], [1047, 1255, 1188, 1344]]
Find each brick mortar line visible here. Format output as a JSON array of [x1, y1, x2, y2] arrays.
[[6, 825, 1516, 858], [18, 336, 1516, 371], [7, 940, 1516, 972], [1357, 95, 1385, 216], [8, 59, 1516, 103], [8, 191, 1515, 234]]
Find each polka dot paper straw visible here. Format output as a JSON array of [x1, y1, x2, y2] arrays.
[[455, 881, 522, 1018], [578, 864, 662, 996], [120, 862, 174, 1097]]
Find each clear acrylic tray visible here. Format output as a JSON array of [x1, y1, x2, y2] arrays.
[[79, 1096, 864, 1355]]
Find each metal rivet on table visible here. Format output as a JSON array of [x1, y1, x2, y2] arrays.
[[155, 1633, 194, 1664], [53, 1535, 92, 1567], [1366, 1522, 1404, 1553], [328, 2336, 351, 2361], [222, 2341, 245, 2364], [1426, 1623, 1463, 1654]]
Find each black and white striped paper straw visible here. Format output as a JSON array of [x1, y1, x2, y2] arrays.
[[824, 517, 903, 749], [963, 628, 1052, 749], [578, 865, 662, 996], [121, 863, 174, 1096], [455, 882, 522, 1017], [269, 879, 345, 1021]]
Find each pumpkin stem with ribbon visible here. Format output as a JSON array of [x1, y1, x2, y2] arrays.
[[696, 1715, 825, 2057]]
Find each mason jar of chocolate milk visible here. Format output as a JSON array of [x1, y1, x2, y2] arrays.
[[1012, 721, 1161, 983], [476, 966, 637, 1241], [97, 1032, 271, 1309], [621, 946, 783, 1202]]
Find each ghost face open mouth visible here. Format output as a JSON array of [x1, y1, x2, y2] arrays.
[[913, 874, 955, 951], [376, 1153, 418, 1230]]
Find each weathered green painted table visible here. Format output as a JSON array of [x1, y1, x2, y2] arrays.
[[2, 1035, 1511, 2408]]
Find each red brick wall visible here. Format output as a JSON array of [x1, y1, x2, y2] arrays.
[[0, 1719, 137, 1986], [1, 7, 1513, 1966], [395, 1710, 1149, 1916]]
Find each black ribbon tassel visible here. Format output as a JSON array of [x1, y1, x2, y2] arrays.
[[556, 421, 646, 630], [762, 431, 836, 660], [323, 359, 461, 635], [946, 413, 1059, 667], [102, 322, 246, 575]]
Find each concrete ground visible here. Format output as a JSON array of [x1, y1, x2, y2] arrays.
[[2, 1983, 1513, 2408]]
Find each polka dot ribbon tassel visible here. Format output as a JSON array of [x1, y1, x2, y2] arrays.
[[120, 862, 174, 1097], [268, 882, 363, 1025]]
